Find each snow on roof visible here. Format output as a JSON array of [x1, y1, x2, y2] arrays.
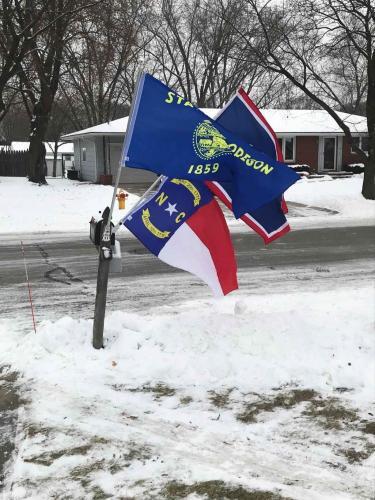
[[62, 117, 130, 139], [261, 109, 367, 135], [61, 108, 367, 140]]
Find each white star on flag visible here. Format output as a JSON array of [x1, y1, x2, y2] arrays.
[[165, 202, 178, 216]]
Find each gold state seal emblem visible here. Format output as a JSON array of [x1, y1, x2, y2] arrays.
[[193, 120, 232, 160]]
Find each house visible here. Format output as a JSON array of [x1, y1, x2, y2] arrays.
[[61, 109, 368, 184], [0, 141, 74, 177]]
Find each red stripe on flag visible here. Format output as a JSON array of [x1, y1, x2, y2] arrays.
[[237, 87, 284, 162], [187, 199, 238, 296], [206, 181, 290, 245], [237, 88, 288, 214]]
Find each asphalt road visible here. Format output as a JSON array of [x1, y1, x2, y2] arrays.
[[0, 225, 374, 325]]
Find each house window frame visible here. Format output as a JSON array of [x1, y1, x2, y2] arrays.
[[82, 147, 86, 162], [278, 136, 296, 162], [351, 136, 369, 154]]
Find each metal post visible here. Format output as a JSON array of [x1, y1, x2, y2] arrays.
[[92, 71, 144, 349], [92, 207, 111, 349]]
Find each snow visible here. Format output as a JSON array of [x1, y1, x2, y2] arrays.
[[0, 142, 74, 157], [1, 284, 374, 499], [0, 173, 374, 498], [0, 175, 374, 236], [284, 175, 375, 229], [62, 109, 367, 140], [0, 177, 138, 234], [261, 109, 367, 135]]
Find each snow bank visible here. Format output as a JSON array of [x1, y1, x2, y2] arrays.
[[285, 175, 375, 226], [1, 285, 374, 499], [1, 285, 373, 404], [0, 177, 138, 234]]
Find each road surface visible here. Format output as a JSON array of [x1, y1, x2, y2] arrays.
[[0, 225, 374, 326]]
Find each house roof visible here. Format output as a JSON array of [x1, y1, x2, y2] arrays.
[[61, 108, 367, 140]]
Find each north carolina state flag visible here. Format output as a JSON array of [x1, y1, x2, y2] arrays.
[[123, 177, 238, 296]]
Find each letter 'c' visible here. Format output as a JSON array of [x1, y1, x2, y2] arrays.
[[175, 212, 186, 223]]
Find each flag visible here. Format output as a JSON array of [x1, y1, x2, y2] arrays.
[[123, 177, 238, 296], [207, 88, 290, 243], [121, 73, 299, 218]]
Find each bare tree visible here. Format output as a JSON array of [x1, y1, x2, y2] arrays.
[[14, 0, 104, 184], [60, 0, 148, 129], [45, 99, 73, 176], [233, 0, 374, 199], [142, 0, 273, 107], [0, 1, 47, 122]]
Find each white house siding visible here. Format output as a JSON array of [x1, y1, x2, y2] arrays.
[[73, 142, 80, 174], [46, 158, 62, 177], [78, 138, 97, 182], [95, 137, 105, 179], [107, 138, 157, 184]]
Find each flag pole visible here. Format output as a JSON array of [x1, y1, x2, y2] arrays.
[[92, 72, 143, 349]]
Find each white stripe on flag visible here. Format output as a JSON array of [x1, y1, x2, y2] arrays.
[[158, 223, 223, 297]]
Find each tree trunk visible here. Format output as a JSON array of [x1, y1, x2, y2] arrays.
[[362, 52, 375, 199], [53, 139, 59, 177], [28, 97, 52, 184]]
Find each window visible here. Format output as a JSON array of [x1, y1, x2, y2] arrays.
[[351, 136, 368, 154], [82, 148, 86, 161], [278, 136, 295, 162], [284, 137, 294, 161]]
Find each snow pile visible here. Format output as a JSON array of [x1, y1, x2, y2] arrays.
[[2, 286, 373, 402], [1, 285, 374, 498], [4, 291, 374, 396], [285, 175, 375, 227], [0, 177, 138, 233]]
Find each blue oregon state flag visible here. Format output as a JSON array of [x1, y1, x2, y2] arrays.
[[207, 88, 290, 243], [123, 178, 238, 296], [121, 73, 299, 218]]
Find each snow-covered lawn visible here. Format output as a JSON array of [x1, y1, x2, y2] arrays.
[[0, 175, 374, 235], [1, 284, 374, 499], [1, 174, 374, 499], [285, 175, 375, 229], [0, 177, 138, 234]]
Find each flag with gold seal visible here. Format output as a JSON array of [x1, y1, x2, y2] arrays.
[[121, 73, 299, 218]]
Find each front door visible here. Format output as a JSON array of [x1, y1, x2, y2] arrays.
[[322, 137, 337, 171]]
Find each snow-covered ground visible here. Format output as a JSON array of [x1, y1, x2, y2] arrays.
[[0, 177, 138, 234], [0, 175, 374, 235], [0, 174, 374, 499], [284, 175, 375, 230], [1, 283, 374, 499]]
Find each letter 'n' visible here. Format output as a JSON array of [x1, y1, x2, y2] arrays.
[[156, 192, 168, 206]]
